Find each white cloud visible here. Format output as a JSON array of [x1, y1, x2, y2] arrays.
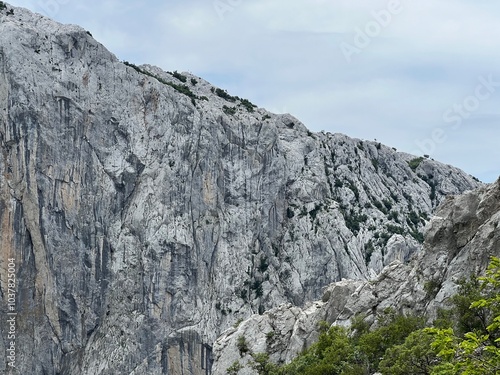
[[7, 0, 500, 182]]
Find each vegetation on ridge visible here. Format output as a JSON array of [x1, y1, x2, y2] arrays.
[[123, 61, 200, 105]]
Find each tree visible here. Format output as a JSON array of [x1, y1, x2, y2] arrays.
[[427, 257, 500, 374], [280, 325, 362, 375], [379, 329, 439, 375], [357, 309, 425, 371], [237, 335, 250, 356], [250, 353, 279, 375]]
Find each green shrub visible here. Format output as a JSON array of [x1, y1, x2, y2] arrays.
[[239, 98, 257, 112], [216, 88, 238, 102], [408, 157, 424, 171], [424, 279, 442, 298], [409, 230, 424, 243], [250, 353, 279, 375], [169, 70, 187, 82], [408, 210, 420, 226], [386, 224, 404, 235], [348, 183, 359, 201], [226, 360, 244, 375], [271, 258, 500, 375], [237, 335, 250, 356], [259, 256, 269, 273], [357, 310, 426, 371], [364, 241, 375, 263], [280, 326, 360, 375], [378, 329, 438, 375], [373, 200, 388, 214], [223, 105, 237, 116], [123, 62, 199, 105], [382, 199, 393, 211], [427, 257, 500, 373]]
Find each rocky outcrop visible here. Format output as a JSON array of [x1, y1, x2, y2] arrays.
[[0, 3, 483, 374], [213, 178, 500, 374]]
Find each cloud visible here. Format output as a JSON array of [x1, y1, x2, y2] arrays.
[[7, 0, 500, 182]]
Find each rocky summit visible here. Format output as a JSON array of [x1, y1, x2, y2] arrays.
[[0, 3, 486, 375]]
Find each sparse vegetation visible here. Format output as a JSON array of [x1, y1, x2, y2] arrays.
[[386, 224, 404, 235], [343, 209, 367, 234], [410, 230, 424, 243], [364, 240, 375, 263], [240, 98, 257, 112], [214, 87, 257, 112], [424, 278, 442, 298], [237, 335, 250, 356], [123, 61, 199, 105], [226, 360, 244, 375], [259, 256, 269, 273], [215, 87, 237, 102], [408, 157, 424, 171], [168, 70, 187, 82], [223, 105, 237, 116]]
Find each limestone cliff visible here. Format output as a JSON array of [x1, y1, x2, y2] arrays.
[[213, 179, 500, 374], [0, 3, 482, 374]]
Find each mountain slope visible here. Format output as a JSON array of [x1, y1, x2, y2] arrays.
[[0, 3, 482, 374], [212, 178, 500, 374]]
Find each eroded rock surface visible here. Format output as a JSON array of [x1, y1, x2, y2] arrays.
[[213, 179, 500, 374]]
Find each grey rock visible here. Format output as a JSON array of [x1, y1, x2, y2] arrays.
[[0, 4, 483, 374], [214, 178, 500, 374]]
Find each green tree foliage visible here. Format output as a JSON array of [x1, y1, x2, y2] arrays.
[[263, 312, 427, 374], [356, 309, 426, 372], [427, 257, 500, 374], [379, 329, 438, 374], [237, 335, 250, 356], [250, 353, 280, 375], [408, 157, 424, 171], [226, 360, 244, 375], [278, 326, 363, 375]]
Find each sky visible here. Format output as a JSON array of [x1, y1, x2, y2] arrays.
[[6, 0, 500, 183]]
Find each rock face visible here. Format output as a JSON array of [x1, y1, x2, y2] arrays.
[[213, 179, 500, 374], [0, 4, 483, 375]]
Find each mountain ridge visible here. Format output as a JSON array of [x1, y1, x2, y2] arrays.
[[0, 3, 485, 374]]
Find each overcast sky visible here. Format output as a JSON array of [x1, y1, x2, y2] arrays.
[[7, 0, 500, 183]]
